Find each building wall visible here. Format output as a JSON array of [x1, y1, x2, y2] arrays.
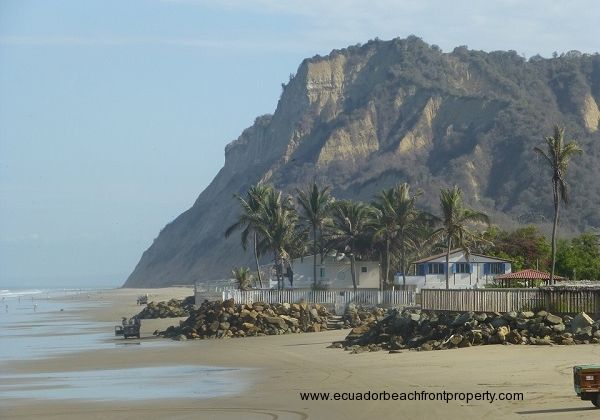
[[394, 252, 511, 291], [290, 256, 380, 289]]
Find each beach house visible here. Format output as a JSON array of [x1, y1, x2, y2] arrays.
[[394, 249, 512, 291], [266, 254, 380, 289]]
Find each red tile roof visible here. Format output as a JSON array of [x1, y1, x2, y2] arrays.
[[496, 269, 566, 281]]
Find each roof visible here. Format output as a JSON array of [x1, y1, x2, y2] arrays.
[[496, 269, 566, 281], [412, 249, 511, 264]]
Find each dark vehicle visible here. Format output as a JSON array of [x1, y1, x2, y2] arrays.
[[137, 295, 148, 305], [114, 317, 141, 339], [574, 364, 600, 408]]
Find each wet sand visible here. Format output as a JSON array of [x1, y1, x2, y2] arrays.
[[2, 288, 600, 419]]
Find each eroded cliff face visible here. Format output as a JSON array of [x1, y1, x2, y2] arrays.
[[124, 37, 600, 287]]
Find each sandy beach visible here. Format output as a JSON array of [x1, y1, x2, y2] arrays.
[[2, 288, 600, 420]]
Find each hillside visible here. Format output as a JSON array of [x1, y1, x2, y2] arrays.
[[124, 36, 600, 287]]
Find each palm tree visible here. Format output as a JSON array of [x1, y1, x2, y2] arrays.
[[534, 125, 582, 284], [254, 189, 300, 290], [328, 200, 374, 291], [297, 183, 333, 288], [433, 186, 490, 289], [232, 266, 253, 290], [372, 183, 422, 289], [225, 184, 271, 288]]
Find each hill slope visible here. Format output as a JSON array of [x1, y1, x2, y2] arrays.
[[124, 37, 600, 287]]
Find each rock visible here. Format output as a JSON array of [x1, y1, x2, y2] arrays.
[[536, 310, 548, 318], [507, 330, 522, 344], [519, 311, 534, 319], [421, 342, 433, 351], [452, 312, 474, 326], [532, 337, 552, 346], [474, 313, 488, 322], [490, 317, 509, 329], [280, 315, 299, 327], [175, 334, 187, 341], [310, 308, 320, 320], [450, 334, 463, 345], [492, 326, 509, 344], [571, 312, 594, 334], [552, 323, 566, 333], [545, 313, 563, 325]]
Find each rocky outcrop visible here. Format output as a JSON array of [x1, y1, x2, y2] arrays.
[[334, 308, 600, 353], [124, 37, 600, 287]]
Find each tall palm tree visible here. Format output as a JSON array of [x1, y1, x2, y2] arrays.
[[534, 125, 582, 284], [296, 183, 333, 288], [433, 186, 490, 289], [225, 184, 271, 288], [372, 183, 422, 289], [328, 200, 374, 291], [254, 189, 300, 290]]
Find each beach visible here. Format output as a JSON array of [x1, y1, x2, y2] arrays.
[[2, 288, 600, 419]]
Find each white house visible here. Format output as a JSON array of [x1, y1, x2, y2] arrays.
[[267, 254, 380, 289], [394, 249, 512, 291]]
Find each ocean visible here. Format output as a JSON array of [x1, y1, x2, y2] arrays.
[[0, 288, 248, 402]]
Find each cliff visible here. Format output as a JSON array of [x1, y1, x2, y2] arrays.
[[124, 37, 600, 287]]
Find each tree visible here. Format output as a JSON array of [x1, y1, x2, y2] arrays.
[[328, 200, 374, 291], [372, 183, 422, 288], [232, 266, 253, 290], [479, 226, 551, 271], [533, 125, 582, 284], [225, 184, 271, 288], [556, 233, 600, 280], [254, 189, 301, 290], [433, 186, 490, 289], [296, 183, 333, 288]]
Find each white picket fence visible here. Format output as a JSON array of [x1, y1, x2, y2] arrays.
[[220, 288, 416, 312]]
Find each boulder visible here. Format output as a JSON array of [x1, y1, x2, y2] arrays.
[[571, 312, 594, 334], [545, 313, 563, 325]]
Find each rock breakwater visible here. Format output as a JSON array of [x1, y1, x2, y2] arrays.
[[136, 296, 195, 319], [160, 299, 333, 340], [334, 308, 600, 353]]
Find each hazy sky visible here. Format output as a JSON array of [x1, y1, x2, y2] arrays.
[[1, 0, 599, 288]]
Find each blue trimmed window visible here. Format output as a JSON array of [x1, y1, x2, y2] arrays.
[[427, 263, 445, 274]]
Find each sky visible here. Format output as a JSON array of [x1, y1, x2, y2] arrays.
[[1, 0, 599, 289]]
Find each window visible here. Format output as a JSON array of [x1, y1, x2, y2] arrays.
[[489, 263, 504, 274], [454, 263, 470, 273], [320, 268, 325, 277], [427, 263, 444, 274], [361, 266, 368, 273]]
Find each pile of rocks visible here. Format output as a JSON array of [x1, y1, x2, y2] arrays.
[[160, 299, 332, 340], [342, 304, 389, 328], [334, 308, 600, 353], [136, 296, 195, 319]]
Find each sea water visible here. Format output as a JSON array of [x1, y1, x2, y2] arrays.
[[0, 288, 249, 401], [0, 365, 247, 401]]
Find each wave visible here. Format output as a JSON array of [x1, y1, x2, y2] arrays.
[[0, 289, 44, 298], [0, 288, 101, 299]]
